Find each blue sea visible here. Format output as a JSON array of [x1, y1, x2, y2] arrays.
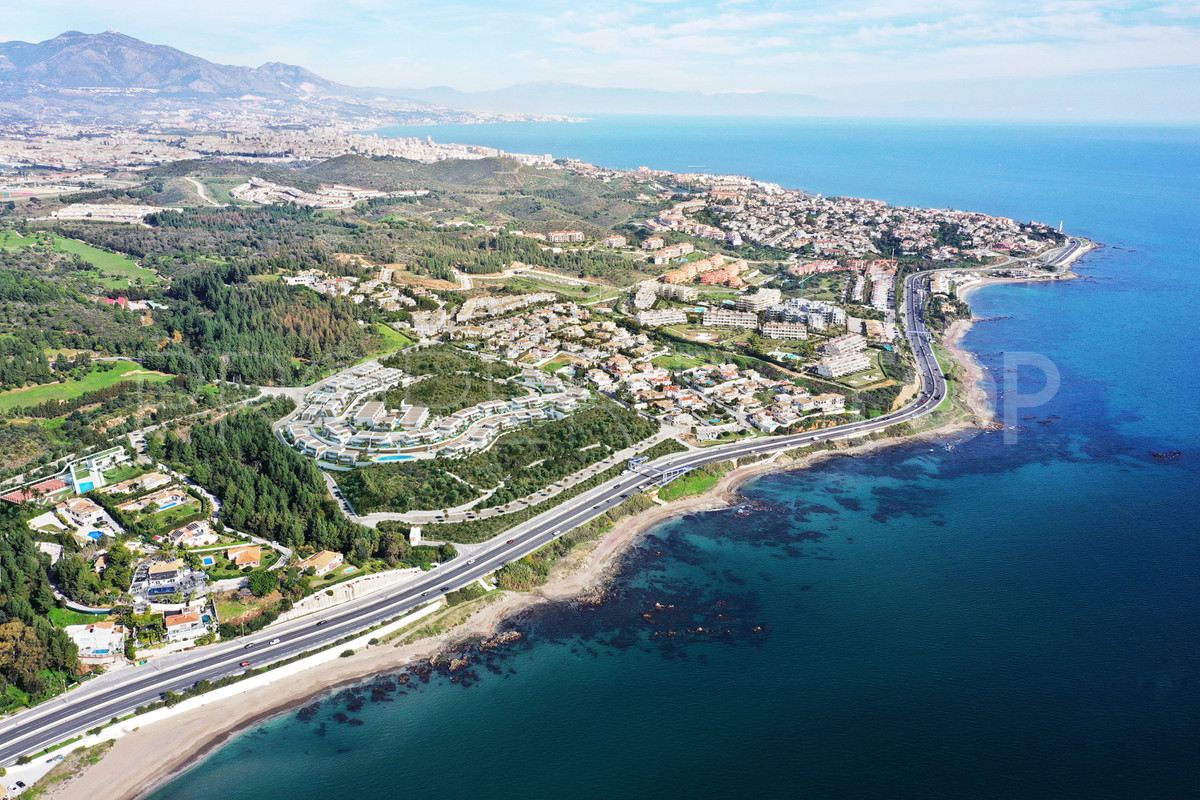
[[150, 118, 1200, 800]]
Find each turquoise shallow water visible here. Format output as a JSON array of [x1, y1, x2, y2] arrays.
[[150, 120, 1200, 800]]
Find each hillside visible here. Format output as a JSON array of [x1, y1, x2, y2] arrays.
[[0, 31, 507, 125]]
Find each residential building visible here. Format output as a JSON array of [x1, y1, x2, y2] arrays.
[[736, 288, 782, 312], [822, 333, 867, 357], [760, 321, 808, 340], [227, 545, 262, 568], [702, 308, 759, 329], [817, 352, 872, 377], [635, 309, 688, 327], [297, 549, 345, 576], [163, 609, 207, 642], [65, 621, 126, 664], [168, 521, 218, 548], [601, 235, 627, 248], [546, 230, 584, 243]]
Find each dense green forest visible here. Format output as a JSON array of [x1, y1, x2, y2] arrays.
[[0, 511, 80, 707], [145, 267, 373, 385], [151, 399, 376, 555]]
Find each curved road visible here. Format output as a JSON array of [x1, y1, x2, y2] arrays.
[[0, 268, 949, 766]]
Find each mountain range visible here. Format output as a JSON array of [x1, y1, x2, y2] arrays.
[[0, 31, 563, 125]]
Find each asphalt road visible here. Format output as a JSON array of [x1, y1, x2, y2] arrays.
[[0, 270, 948, 767]]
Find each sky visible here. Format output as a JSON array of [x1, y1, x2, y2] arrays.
[[5, 0, 1200, 121]]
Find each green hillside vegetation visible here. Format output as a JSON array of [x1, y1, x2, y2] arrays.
[[0, 360, 172, 411], [0, 510, 81, 707], [151, 398, 378, 556], [380, 344, 518, 378], [384, 373, 524, 415], [339, 401, 659, 514]]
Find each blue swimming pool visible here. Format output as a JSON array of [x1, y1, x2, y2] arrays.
[[91, 649, 109, 655], [77, 481, 95, 493], [375, 455, 414, 462], [87, 531, 103, 540], [201, 556, 216, 566], [158, 501, 179, 510]]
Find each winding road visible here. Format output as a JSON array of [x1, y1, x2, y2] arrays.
[[0, 262, 970, 766]]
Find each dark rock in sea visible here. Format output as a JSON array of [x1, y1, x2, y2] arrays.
[[346, 697, 364, 713], [348, 718, 364, 726], [1151, 450, 1182, 460], [800, 585, 813, 591], [333, 712, 349, 724]]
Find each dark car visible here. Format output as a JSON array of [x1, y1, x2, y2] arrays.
[[315, 619, 328, 626], [440, 586, 449, 592], [244, 642, 256, 649]]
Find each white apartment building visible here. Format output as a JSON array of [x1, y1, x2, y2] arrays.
[[702, 308, 759, 329], [760, 321, 808, 340], [658, 283, 698, 302], [736, 288, 782, 312], [636, 309, 688, 327], [817, 351, 872, 377], [822, 333, 867, 357]]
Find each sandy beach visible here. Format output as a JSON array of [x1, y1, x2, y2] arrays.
[[41, 255, 1093, 800]]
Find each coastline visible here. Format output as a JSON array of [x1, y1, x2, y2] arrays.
[[43, 258, 1084, 800]]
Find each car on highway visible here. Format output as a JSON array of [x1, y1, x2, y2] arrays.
[[244, 642, 256, 649], [269, 638, 280, 644], [440, 586, 449, 592], [315, 620, 328, 626], [467, 558, 475, 565], [421, 590, 429, 596], [240, 660, 252, 667], [507, 538, 515, 544]]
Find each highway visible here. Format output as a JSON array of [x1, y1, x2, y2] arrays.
[[0, 269, 947, 767]]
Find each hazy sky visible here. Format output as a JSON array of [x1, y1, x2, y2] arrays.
[[7, 0, 1200, 120]]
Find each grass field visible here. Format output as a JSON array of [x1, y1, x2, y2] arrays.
[[368, 323, 415, 356], [0, 360, 174, 411], [658, 468, 725, 502], [0, 230, 38, 248], [48, 607, 107, 628], [652, 353, 710, 370], [54, 236, 159, 287]]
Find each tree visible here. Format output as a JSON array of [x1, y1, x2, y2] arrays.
[[247, 570, 277, 597]]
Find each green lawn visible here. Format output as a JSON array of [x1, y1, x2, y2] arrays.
[[54, 236, 160, 287], [0, 230, 38, 249], [366, 324, 415, 358], [0, 360, 174, 411], [652, 353, 708, 370], [48, 607, 107, 628], [658, 468, 725, 502]]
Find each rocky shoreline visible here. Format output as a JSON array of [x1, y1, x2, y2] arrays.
[[42, 256, 1086, 800]]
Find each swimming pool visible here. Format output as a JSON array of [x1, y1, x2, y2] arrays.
[[87, 531, 103, 540], [375, 455, 414, 462], [77, 481, 95, 493], [91, 649, 110, 655], [201, 556, 216, 566], [157, 501, 179, 511]]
